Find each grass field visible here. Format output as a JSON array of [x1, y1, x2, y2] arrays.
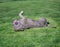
[[0, 0, 60, 47]]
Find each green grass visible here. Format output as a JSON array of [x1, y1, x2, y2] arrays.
[[0, 0, 60, 47]]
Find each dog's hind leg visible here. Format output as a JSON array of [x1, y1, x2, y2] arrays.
[[19, 11, 25, 19], [19, 11, 28, 28]]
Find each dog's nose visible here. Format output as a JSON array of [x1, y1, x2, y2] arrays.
[[47, 22, 50, 24]]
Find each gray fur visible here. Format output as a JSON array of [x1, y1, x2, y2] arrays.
[[13, 11, 49, 31]]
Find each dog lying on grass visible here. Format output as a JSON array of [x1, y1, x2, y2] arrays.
[[13, 11, 50, 31]]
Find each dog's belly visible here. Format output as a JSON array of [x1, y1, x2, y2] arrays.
[[27, 19, 40, 28]]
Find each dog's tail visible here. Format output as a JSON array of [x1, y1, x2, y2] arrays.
[[19, 11, 25, 19]]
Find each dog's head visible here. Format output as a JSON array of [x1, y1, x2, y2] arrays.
[[39, 18, 50, 27]]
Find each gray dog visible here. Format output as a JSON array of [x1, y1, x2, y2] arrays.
[[13, 11, 49, 31]]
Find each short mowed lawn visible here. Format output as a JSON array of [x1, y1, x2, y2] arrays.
[[0, 0, 60, 47]]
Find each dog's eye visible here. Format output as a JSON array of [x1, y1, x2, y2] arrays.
[[15, 22, 18, 25]]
